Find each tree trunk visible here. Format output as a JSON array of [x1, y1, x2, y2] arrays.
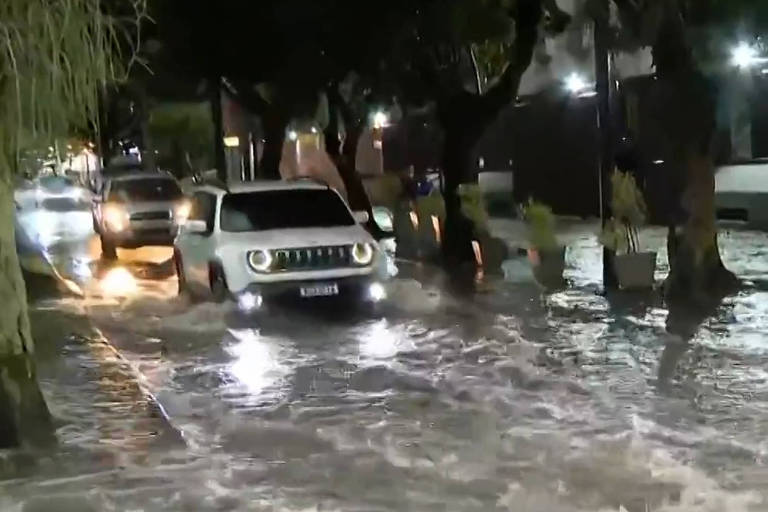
[[260, 109, 288, 180], [440, 118, 480, 266], [430, 0, 544, 267], [324, 92, 385, 238], [650, 5, 736, 300], [0, 184, 53, 448], [666, 152, 736, 299], [210, 79, 227, 183]]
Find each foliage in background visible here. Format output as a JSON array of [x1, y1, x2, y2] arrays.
[[600, 170, 647, 254], [0, 0, 145, 181], [524, 199, 559, 251], [149, 103, 214, 176], [458, 183, 489, 233], [415, 191, 447, 222]]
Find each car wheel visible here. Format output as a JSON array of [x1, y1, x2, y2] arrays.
[[100, 236, 117, 260], [209, 265, 229, 303], [174, 250, 189, 297]]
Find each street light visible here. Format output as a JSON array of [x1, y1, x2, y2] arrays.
[[372, 111, 389, 129], [288, 130, 298, 141], [564, 72, 588, 94], [732, 42, 760, 68]]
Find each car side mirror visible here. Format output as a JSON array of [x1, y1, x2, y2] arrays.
[[184, 219, 208, 234], [353, 210, 370, 224]]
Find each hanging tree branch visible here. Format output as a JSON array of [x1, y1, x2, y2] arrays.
[[0, 0, 147, 183]]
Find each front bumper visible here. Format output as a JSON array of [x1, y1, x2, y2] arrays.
[[102, 225, 178, 248], [241, 274, 376, 303]]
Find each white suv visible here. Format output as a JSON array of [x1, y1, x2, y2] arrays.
[[173, 180, 387, 311]]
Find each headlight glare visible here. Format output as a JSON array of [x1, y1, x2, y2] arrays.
[[175, 200, 192, 224], [104, 203, 129, 232], [352, 242, 374, 266], [248, 249, 273, 272]]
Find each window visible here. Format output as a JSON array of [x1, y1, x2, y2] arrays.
[[108, 177, 182, 202], [191, 192, 216, 233], [37, 176, 76, 191], [220, 189, 355, 232]]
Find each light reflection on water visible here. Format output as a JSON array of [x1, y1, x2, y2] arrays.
[[6, 225, 768, 510], [226, 329, 290, 396], [356, 319, 416, 363]]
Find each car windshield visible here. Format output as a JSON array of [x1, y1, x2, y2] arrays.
[[38, 176, 75, 191], [220, 189, 355, 232], [108, 177, 182, 202]]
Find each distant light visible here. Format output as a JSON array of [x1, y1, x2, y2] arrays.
[[237, 292, 263, 312], [761, 68, 768, 75], [478, 157, 485, 169], [223, 136, 240, 148], [372, 111, 389, 129], [288, 130, 298, 141], [653, 159, 665, 165], [100, 267, 137, 297], [565, 72, 588, 94], [310, 126, 318, 134], [732, 43, 760, 68], [368, 282, 387, 303]]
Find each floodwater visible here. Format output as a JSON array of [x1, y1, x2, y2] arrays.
[[3, 209, 768, 511]]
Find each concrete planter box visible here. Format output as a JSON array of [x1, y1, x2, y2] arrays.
[[614, 251, 657, 290], [527, 246, 566, 289]]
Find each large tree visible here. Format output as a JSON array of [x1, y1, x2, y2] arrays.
[[611, 0, 768, 299], [0, 0, 142, 447], [380, 0, 571, 265]]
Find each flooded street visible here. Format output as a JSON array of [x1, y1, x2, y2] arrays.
[[4, 210, 768, 511]]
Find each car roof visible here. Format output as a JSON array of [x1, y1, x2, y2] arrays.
[[225, 179, 329, 194], [108, 171, 177, 182]]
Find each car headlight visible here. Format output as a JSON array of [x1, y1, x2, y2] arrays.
[[352, 242, 374, 266], [175, 200, 192, 224], [248, 249, 273, 273], [103, 203, 129, 232]]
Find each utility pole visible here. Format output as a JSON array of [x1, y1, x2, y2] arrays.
[[594, 1, 618, 290], [210, 76, 227, 183]]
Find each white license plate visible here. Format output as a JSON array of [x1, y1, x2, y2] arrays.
[[300, 283, 339, 298]]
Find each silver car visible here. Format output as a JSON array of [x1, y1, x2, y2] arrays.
[[92, 172, 190, 259]]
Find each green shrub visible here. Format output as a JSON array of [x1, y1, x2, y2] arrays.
[[601, 170, 647, 253], [415, 191, 446, 221], [524, 199, 559, 251]]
